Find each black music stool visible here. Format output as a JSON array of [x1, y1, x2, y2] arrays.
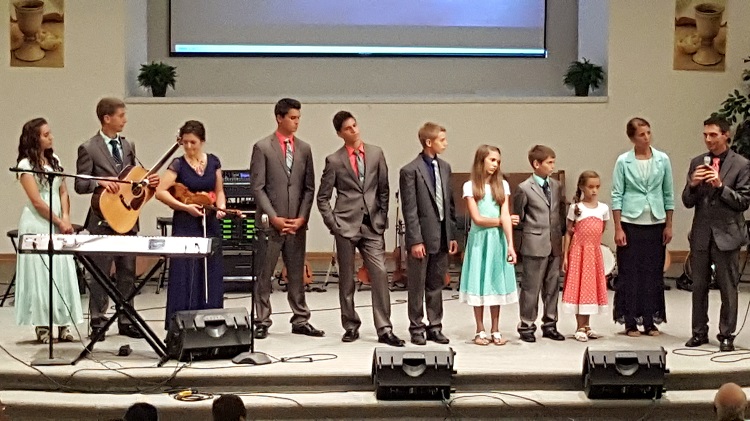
[[2, 225, 86, 307], [155, 216, 173, 293]]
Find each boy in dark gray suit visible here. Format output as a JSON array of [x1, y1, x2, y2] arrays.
[[512, 145, 566, 342], [75, 97, 160, 340], [317, 111, 404, 347], [250, 98, 323, 340], [399, 122, 458, 345]]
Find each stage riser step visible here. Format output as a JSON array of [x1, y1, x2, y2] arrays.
[[2, 371, 748, 394], [0, 390, 720, 421]]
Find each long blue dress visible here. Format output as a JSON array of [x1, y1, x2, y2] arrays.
[[15, 157, 83, 326], [165, 155, 224, 328], [458, 180, 518, 306]]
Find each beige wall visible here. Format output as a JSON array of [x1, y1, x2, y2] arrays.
[[1, 1, 748, 254]]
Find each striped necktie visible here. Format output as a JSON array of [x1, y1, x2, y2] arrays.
[[354, 149, 365, 184], [284, 138, 293, 174], [432, 160, 444, 221], [109, 139, 122, 168]]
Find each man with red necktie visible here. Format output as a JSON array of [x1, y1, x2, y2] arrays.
[[682, 116, 750, 352]]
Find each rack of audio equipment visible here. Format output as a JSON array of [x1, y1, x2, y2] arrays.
[[221, 169, 256, 292]]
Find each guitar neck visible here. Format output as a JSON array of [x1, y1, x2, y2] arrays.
[[143, 141, 181, 179]]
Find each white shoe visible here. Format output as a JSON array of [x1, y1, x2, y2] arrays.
[[575, 329, 588, 342]]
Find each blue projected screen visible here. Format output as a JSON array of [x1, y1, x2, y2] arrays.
[[169, 0, 547, 57]]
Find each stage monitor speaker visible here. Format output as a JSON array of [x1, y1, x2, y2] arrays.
[[166, 308, 251, 362], [372, 347, 455, 400], [583, 347, 668, 399]]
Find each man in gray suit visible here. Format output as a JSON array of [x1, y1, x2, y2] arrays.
[[317, 111, 404, 346], [683, 116, 750, 352], [250, 98, 324, 340], [75, 97, 159, 339], [399, 122, 458, 345], [512, 145, 566, 342]]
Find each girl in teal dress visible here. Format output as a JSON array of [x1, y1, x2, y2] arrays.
[[459, 145, 518, 346], [15, 118, 83, 343]]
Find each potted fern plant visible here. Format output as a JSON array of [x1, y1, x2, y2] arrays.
[[563, 58, 605, 97], [713, 56, 750, 159], [137, 61, 177, 97]]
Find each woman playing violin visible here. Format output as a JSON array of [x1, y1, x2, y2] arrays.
[[156, 120, 226, 328]]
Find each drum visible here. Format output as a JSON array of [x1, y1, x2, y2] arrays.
[[601, 244, 616, 277], [601, 244, 617, 290]]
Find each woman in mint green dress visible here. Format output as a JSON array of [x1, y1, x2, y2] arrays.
[[459, 145, 518, 346], [15, 118, 83, 343]]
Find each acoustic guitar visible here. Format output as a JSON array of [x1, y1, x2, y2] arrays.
[[95, 140, 181, 234]]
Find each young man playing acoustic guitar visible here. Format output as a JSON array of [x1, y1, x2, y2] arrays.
[[75, 97, 159, 340], [399, 122, 458, 345]]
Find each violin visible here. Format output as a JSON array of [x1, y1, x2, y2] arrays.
[[169, 182, 244, 218]]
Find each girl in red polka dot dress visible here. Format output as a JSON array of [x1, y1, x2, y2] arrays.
[[562, 171, 611, 342]]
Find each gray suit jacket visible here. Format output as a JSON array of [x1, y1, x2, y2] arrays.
[[75, 132, 137, 232], [512, 176, 564, 257], [399, 154, 456, 253], [317, 144, 389, 238], [682, 150, 750, 251], [250, 133, 315, 224]]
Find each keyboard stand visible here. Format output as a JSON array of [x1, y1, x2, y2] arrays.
[[73, 254, 169, 366]]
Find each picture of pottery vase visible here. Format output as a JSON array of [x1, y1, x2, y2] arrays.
[[692, 3, 724, 65], [13, 0, 46, 62]]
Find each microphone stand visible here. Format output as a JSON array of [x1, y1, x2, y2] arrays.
[[232, 213, 271, 365], [9, 167, 140, 365]]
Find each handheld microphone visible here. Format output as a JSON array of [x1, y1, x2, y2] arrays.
[[703, 155, 711, 167]]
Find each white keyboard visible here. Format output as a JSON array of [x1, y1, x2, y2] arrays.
[[18, 234, 215, 257]]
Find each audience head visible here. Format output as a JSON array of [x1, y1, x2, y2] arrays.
[[417, 122, 447, 154], [527, 145, 556, 176], [274, 98, 301, 135], [123, 402, 158, 421], [212, 394, 246, 421], [0, 398, 9, 421], [714, 382, 747, 421]]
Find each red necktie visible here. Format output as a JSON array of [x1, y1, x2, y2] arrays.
[[712, 157, 720, 173]]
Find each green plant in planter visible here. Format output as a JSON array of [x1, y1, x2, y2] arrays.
[[137, 61, 177, 97], [713, 56, 750, 159], [563, 58, 605, 97]]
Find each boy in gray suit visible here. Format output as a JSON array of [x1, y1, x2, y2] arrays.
[[399, 122, 458, 345], [75, 97, 159, 340], [317, 111, 404, 347], [250, 98, 323, 340], [512, 145, 566, 342]]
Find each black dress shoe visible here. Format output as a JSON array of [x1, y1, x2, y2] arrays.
[[342, 329, 359, 343], [411, 332, 426, 345], [118, 324, 144, 339], [519, 331, 536, 343], [254, 325, 269, 340], [89, 326, 107, 342], [378, 331, 405, 347], [685, 335, 708, 347], [292, 323, 325, 337], [542, 328, 566, 341], [720, 338, 735, 352], [426, 330, 450, 344]]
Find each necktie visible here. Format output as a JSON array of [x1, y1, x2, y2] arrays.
[[284, 139, 293, 174], [432, 160, 444, 221], [712, 157, 720, 173], [542, 180, 551, 204], [354, 149, 365, 184], [109, 139, 122, 167]]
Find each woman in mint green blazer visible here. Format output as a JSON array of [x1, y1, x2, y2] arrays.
[[611, 118, 674, 337]]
